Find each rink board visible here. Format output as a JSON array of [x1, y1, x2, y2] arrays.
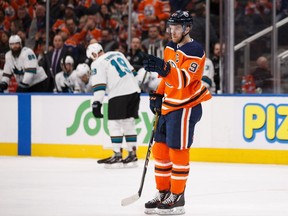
[[0, 94, 288, 164]]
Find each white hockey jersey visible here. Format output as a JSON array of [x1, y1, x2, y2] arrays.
[[202, 58, 216, 93], [55, 70, 79, 93], [91, 51, 140, 102], [2, 47, 47, 86], [135, 67, 161, 93], [73, 77, 92, 93]]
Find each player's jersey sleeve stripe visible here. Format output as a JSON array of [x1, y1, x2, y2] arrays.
[[202, 76, 212, 87], [25, 68, 37, 74], [181, 70, 187, 88], [163, 87, 208, 107], [176, 68, 183, 89], [92, 83, 106, 92], [3, 73, 13, 78]]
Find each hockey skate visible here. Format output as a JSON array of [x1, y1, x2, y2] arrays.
[[103, 153, 123, 169], [144, 190, 170, 214], [97, 156, 112, 164], [122, 151, 138, 168], [156, 192, 185, 215]]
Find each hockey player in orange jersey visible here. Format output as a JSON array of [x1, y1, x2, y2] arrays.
[[143, 10, 212, 215]]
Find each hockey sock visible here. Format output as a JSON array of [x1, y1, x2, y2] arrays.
[[169, 148, 190, 194], [152, 142, 171, 191]]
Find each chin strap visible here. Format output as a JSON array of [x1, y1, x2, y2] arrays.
[[178, 25, 190, 44]]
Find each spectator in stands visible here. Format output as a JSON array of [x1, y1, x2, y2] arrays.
[[100, 28, 119, 52], [99, 3, 119, 30], [277, 0, 288, 21], [117, 14, 129, 44], [126, 37, 146, 72], [251, 56, 273, 93], [211, 42, 222, 94], [34, 31, 49, 62], [110, 0, 125, 24], [24, 4, 46, 50], [0, 31, 10, 69], [61, 17, 94, 64], [50, 0, 65, 24], [169, 0, 191, 13], [0, 1, 16, 21], [15, 4, 32, 37], [189, 2, 218, 51], [0, 8, 10, 32], [10, 19, 24, 36], [142, 25, 164, 58], [65, 4, 79, 23], [84, 15, 102, 46], [75, 0, 100, 17], [137, 0, 170, 40], [34, 3, 46, 33]]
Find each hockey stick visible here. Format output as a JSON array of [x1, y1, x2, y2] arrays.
[[139, 69, 149, 92], [121, 113, 159, 206]]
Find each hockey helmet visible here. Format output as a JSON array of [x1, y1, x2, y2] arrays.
[[9, 35, 22, 47], [167, 10, 193, 27], [76, 63, 91, 78], [60, 55, 74, 65], [86, 43, 103, 61]]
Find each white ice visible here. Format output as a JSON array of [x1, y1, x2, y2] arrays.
[[0, 156, 288, 216]]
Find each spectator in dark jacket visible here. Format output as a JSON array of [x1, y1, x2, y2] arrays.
[[251, 56, 273, 93]]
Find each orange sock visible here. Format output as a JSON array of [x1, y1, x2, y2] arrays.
[[152, 142, 171, 191], [169, 148, 190, 194]]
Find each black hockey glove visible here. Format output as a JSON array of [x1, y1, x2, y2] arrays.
[[0, 82, 8, 93], [16, 82, 29, 93], [143, 54, 170, 77], [149, 92, 163, 115], [92, 101, 103, 118]]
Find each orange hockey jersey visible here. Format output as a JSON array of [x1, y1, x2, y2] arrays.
[[156, 40, 212, 115]]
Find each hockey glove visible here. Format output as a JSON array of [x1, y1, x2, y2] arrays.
[[143, 54, 170, 77], [92, 101, 103, 118], [149, 92, 163, 115], [16, 82, 29, 93], [0, 82, 8, 93]]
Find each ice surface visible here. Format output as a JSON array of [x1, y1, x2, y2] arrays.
[[0, 156, 288, 216]]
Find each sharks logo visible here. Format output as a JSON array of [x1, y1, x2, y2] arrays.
[[12, 67, 24, 75], [92, 68, 97, 75]]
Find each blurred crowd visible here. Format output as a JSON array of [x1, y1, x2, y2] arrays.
[[0, 0, 287, 93]]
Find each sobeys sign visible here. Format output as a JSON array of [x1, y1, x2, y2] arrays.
[[66, 100, 154, 144]]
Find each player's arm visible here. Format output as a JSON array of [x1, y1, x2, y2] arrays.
[[91, 63, 106, 103], [54, 73, 63, 92], [202, 58, 215, 88], [21, 49, 38, 89], [91, 62, 106, 118]]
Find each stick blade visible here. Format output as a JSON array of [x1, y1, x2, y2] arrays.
[[121, 193, 140, 206]]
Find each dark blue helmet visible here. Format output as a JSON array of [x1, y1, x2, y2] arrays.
[[167, 10, 193, 26]]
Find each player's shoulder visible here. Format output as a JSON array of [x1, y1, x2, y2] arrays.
[[105, 51, 125, 59], [205, 57, 213, 65], [166, 40, 205, 58], [55, 71, 64, 78], [180, 40, 205, 58], [21, 47, 35, 55], [5, 50, 12, 59], [69, 71, 78, 80]]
